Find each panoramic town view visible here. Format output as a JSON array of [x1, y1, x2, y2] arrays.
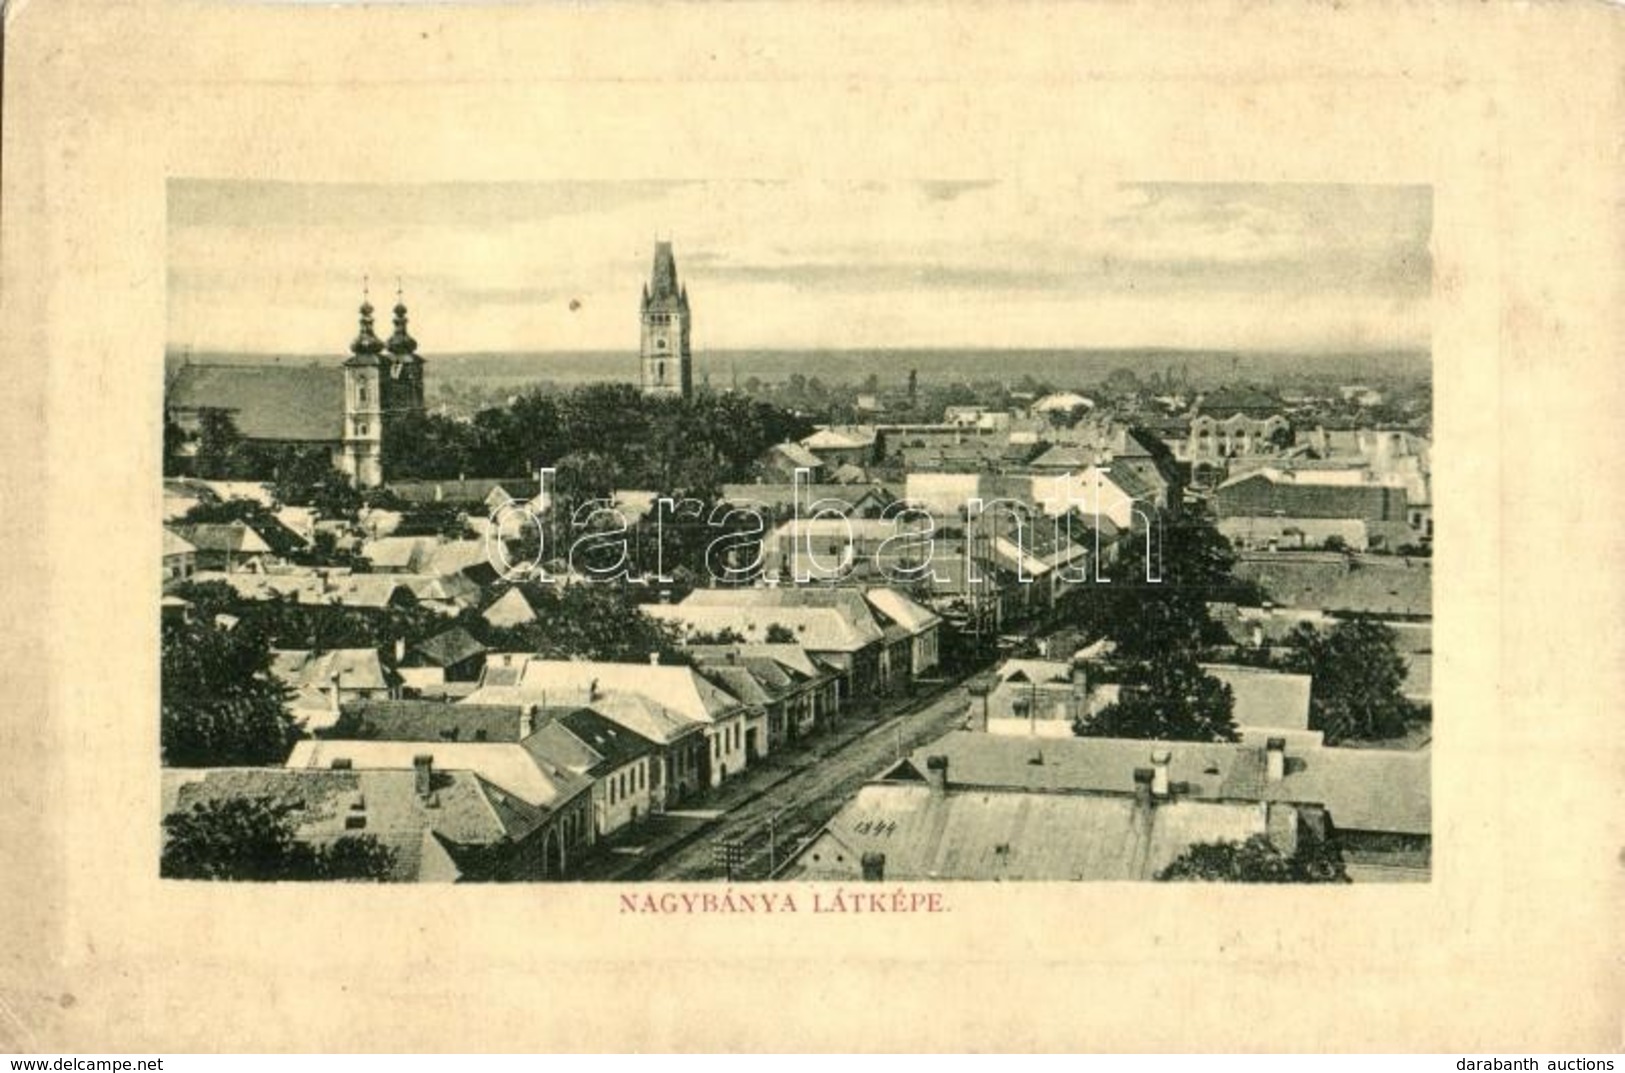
[[159, 181, 1433, 884]]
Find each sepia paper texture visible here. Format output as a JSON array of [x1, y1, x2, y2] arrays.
[[2, 0, 1621, 1053]]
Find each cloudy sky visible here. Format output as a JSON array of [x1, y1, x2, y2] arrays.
[[168, 180, 1431, 355]]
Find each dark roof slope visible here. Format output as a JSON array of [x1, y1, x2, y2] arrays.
[[327, 700, 526, 743], [168, 364, 345, 442], [410, 627, 487, 669], [553, 706, 659, 771]]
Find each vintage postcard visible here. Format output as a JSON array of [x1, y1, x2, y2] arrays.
[[3, 0, 1620, 1054]]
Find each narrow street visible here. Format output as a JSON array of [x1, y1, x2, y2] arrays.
[[569, 677, 979, 882]]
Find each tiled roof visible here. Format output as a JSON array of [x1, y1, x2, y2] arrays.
[[165, 767, 518, 881], [1028, 444, 1098, 470], [361, 536, 434, 571], [513, 659, 744, 724], [410, 627, 487, 669], [465, 683, 701, 746], [550, 706, 659, 771], [521, 721, 606, 777], [995, 659, 1074, 684], [285, 739, 592, 812], [720, 483, 897, 514], [1200, 663, 1312, 731], [168, 364, 345, 443], [647, 604, 876, 654], [764, 441, 824, 469], [681, 587, 888, 645], [683, 644, 830, 682], [802, 425, 878, 450], [794, 781, 1277, 881], [384, 477, 533, 506], [271, 648, 395, 693], [328, 699, 524, 743], [163, 528, 197, 557], [862, 587, 941, 634], [1033, 392, 1096, 412], [1233, 553, 1432, 618], [1197, 385, 1284, 418], [205, 571, 415, 610], [898, 731, 1430, 836], [172, 523, 274, 556]]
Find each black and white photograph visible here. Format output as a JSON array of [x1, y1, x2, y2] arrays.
[[9, 0, 1622, 1056], [159, 179, 1434, 885]]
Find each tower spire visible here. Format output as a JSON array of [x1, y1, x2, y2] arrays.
[[387, 279, 419, 359], [348, 281, 384, 364]]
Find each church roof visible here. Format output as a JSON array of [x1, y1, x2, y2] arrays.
[[167, 364, 345, 443]]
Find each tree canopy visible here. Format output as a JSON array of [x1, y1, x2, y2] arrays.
[[1155, 833, 1349, 884], [1059, 507, 1247, 660], [481, 583, 688, 664], [1285, 619, 1415, 744], [161, 796, 396, 881], [1077, 653, 1239, 743], [161, 618, 302, 767], [383, 385, 813, 495]]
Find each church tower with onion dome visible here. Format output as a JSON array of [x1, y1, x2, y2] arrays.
[[383, 285, 427, 416], [341, 291, 387, 489], [640, 241, 692, 399], [340, 283, 427, 488]]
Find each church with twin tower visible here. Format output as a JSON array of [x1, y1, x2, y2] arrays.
[[639, 241, 693, 400]]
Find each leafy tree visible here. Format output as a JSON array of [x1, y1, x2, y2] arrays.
[[161, 796, 396, 881], [1059, 508, 1245, 658], [312, 835, 400, 880], [161, 618, 302, 766], [688, 627, 747, 645], [192, 409, 244, 479], [381, 411, 483, 480], [765, 623, 797, 644], [179, 496, 275, 526], [483, 583, 686, 664], [1285, 620, 1415, 744], [161, 797, 303, 880], [163, 414, 190, 476], [1076, 654, 1238, 742], [1155, 833, 1349, 883], [165, 579, 242, 626]]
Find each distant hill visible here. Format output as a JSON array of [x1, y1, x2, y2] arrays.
[[165, 347, 1431, 390]]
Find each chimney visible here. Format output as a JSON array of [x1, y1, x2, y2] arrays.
[[924, 754, 949, 794], [394, 638, 406, 664], [860, 852, 886, 882], [1132, 766, 1154, 809], [520, 705, 537, 739], [413, 753, 434, 797], [1150, 749, 1171, 796], [1266, 737, 1286, 782], [328, 672, 342, 718]]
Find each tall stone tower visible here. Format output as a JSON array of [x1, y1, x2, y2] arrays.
[[341, 295, 386, 489], [640, 241, 692, 399]]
